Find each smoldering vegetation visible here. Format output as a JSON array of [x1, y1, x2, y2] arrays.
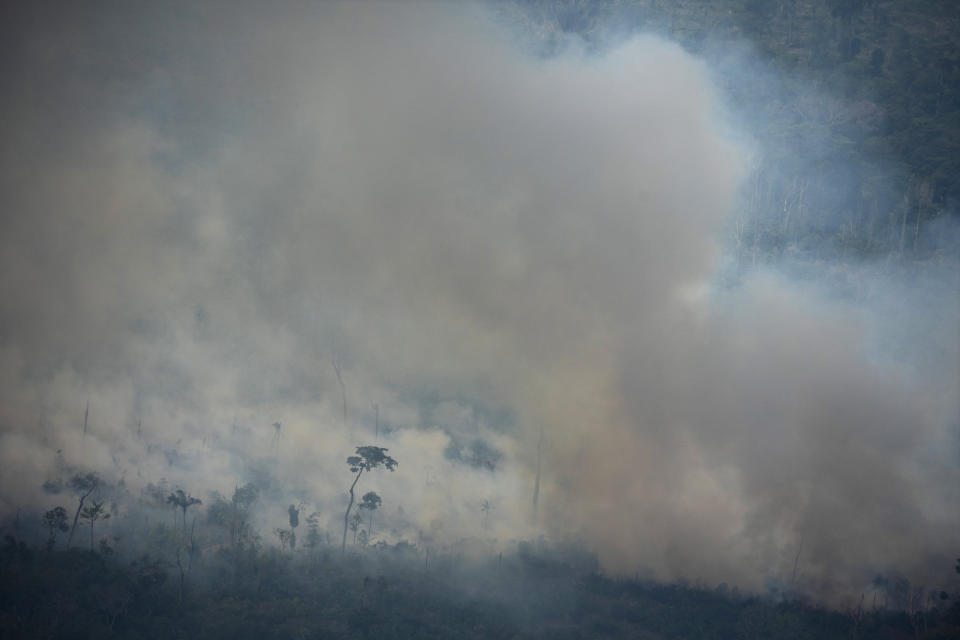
[[4, 484, 960, 640], [0, 1, 958, 636]]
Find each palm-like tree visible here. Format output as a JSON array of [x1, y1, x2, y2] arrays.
[[167, 489, 202, 540], [79, 501, 110, 551]]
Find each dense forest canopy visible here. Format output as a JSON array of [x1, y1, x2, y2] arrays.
[[512, 0, 960, 263], [0, 1, 957, 637]]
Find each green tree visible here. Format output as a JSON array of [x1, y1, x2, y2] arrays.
[[66, 473, 100, 548], [350, 512, 363, 545], [358, 491, 381, 538], [79, 500, 110, 551], [341, 446, 397, 553], [42, 506, 69, 551], [211, 483, 259, 552], [305, 511, 321, 550], [166, 489, 202, 541], [288, 504, 301, 550]]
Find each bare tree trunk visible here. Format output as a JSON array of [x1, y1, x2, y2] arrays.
[[175, 547, 185, 604], [790, 535, 803, 586], [331, 358, 347, 424], [82, 401, 89, 439], [188, 518, 196, 572], [341, 469, 362, 553], [67, 486, 95, 548]]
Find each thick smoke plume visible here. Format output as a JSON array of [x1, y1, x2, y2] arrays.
[[0, 2, 956, 602]]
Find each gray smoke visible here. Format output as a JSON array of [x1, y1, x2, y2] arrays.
[[0, 1, 955, 603]]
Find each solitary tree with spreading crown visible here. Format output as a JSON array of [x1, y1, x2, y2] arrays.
[[342, 446, 396, 553]]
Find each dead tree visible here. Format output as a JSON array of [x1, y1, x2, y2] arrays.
[[330, 356, 347, 424]]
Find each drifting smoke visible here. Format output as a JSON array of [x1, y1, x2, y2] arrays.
[[0, 1, 956, 602]]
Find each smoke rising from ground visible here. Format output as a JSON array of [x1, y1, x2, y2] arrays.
[[0, 2, 956, 602]]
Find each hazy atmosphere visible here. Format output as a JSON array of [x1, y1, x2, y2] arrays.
[[1, 0, 957, 624]]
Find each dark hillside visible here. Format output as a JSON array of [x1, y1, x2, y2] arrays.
[[2, 536, 958, 639]]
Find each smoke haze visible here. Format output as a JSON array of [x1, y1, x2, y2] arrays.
[[0, 1, 956, 602]]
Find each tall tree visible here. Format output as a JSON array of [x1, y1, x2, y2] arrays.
[[341, 446, 397, 553], [359, 491, 381, 537], [288, 504, 301, 550], [229, 483, 258, 551], [305, 511, 321, 550], [42, 506, 69, 551], [66, 473, 99, 547], [167, 489, 202, 540], [350, 512, 363, 545], [532, 424, 544, 519], [207, 483, 259, 552], [79, 501, 110, 551], [330, 356, 347, 424]]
